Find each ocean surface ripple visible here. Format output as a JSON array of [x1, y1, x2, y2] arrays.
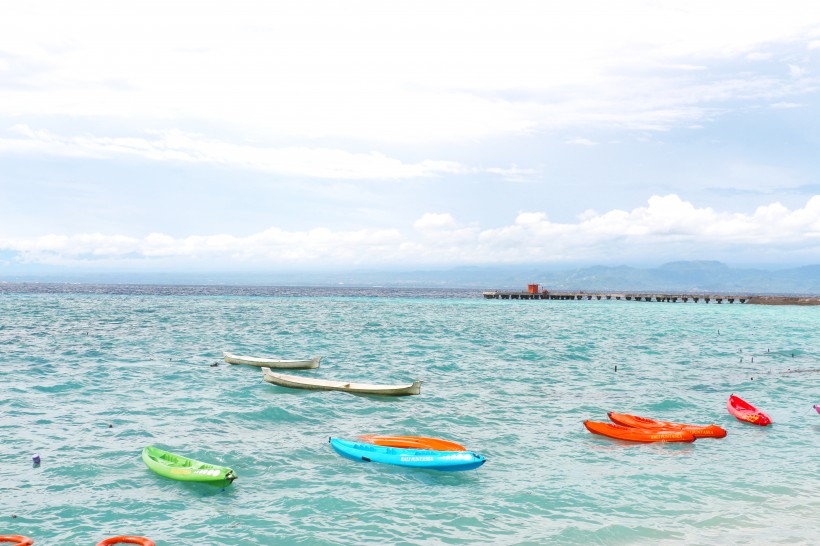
[[1, 286, 818, 545]]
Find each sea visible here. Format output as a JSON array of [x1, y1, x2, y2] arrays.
[[1, 284, 818, 545]]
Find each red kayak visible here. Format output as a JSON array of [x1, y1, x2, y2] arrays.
[[584, 420, 695, 443], [608, 412, 727, 439], [727, 394, 771, 426], [97, 538, 155, 546], [357, 435, 467, 451]]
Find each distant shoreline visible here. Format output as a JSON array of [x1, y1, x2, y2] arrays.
[[1, 260, 819, 293], [1, 282, 820, 303]]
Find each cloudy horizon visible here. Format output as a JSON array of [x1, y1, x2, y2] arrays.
[[2, 1, 819, 273]]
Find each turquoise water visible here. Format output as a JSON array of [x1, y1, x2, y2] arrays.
[[1, 288, 819, 545]]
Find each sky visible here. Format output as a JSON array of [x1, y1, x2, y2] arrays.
[[1, 0, 820, 274]]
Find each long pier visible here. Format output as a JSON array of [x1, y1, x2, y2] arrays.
[[482, 291, 820, 305]]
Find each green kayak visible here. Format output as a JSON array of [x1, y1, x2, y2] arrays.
[[141, 446, 237, 488]]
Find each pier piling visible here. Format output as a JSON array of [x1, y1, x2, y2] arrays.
[[481, 290, 820, 305]]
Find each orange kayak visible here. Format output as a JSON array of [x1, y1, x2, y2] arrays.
[[608, 412, 727, 438], [727, 394, 771, 426], [357, 435, 467, 451], [0, 536, 34, 546], [584, 420, 696, 443]]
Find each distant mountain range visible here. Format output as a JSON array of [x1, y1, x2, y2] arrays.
[[515, 261, 820, 294], [363, 261, 820, 294], [3, 261, 819, 294]]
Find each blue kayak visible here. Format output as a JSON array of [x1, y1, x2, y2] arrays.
[[329, 437, 486, 471]]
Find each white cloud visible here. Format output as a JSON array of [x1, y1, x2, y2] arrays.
[[789, 64, 807, 78], [413, 213, 479, 246], [414, 213, 458, 231], [515, 212, 550, 227], [2, 3, 820, 270], [0, 126, 464, 180], [1, 1, 819, 144], [3, 195, 818, 267], [3, 227, 406, 266], [484, 165, 539, 183], [0, 126, 546, 182], [566, 138, 597, 146], [578, 209, 600, 221]]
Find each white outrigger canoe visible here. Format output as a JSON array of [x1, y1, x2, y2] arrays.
[[261, 367, 422, 396], [223, 351, 321, 369]]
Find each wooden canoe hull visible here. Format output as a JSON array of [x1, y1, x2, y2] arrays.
[[584, 420, 696, 443], [358, 435, 467, 451], [141, 446, 236, 487], [261, 368, 421, 396], [728, 394, 771, 426], [330, 438, 485, 471], [223, 351, 321, 369], [607, 412, 727, 438]]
